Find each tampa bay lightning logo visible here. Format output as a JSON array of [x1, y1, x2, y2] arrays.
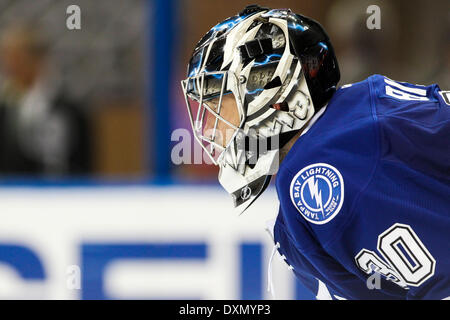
[[290, 163, 344, 225]]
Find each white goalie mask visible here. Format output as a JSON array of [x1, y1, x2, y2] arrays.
[[181, 6, 340, 213]]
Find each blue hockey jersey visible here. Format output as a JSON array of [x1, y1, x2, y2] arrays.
[[273, 74, 450, 300]]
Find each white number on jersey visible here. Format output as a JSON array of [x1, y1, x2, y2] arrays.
[[384, 78, 429, 101], [439, 91, 450, 105], [355, 223, 435, 288]]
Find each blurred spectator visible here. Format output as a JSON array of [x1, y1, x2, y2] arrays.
[[0, 24, 91, 176], [428, 17, 450, 89], [325, 0, 400, 84], [437, 42, 450, 89]]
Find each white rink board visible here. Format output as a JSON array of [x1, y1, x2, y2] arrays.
[[0, 186, 309, 300]]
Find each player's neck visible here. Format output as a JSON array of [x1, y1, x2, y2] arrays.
[[279, 103, 329, 163], [279, 127, 304, 164]]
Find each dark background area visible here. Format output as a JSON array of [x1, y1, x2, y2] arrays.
[[0, 0, 447, 182]]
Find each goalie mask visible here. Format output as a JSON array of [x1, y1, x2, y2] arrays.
[[181, 5, 340, 213]]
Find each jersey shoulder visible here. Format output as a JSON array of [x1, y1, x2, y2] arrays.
[[276, 75, 379, 249], [369, 74, 446, 107], [279, 73, 449, 191], [281, 75, 377, 174], [369, 74, 450, 180]]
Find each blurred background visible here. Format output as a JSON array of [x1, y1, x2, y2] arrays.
[[0, 0, 447, 300], [0, 0, 447, 182]]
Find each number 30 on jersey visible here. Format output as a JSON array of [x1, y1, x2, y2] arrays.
[[355, 223, 436, 289]]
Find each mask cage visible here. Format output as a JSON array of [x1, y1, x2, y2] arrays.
[[181, 71, 245, 165]]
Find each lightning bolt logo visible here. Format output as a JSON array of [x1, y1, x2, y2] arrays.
[[290, 163, 344, 225], [306, 177, 325, 218]]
